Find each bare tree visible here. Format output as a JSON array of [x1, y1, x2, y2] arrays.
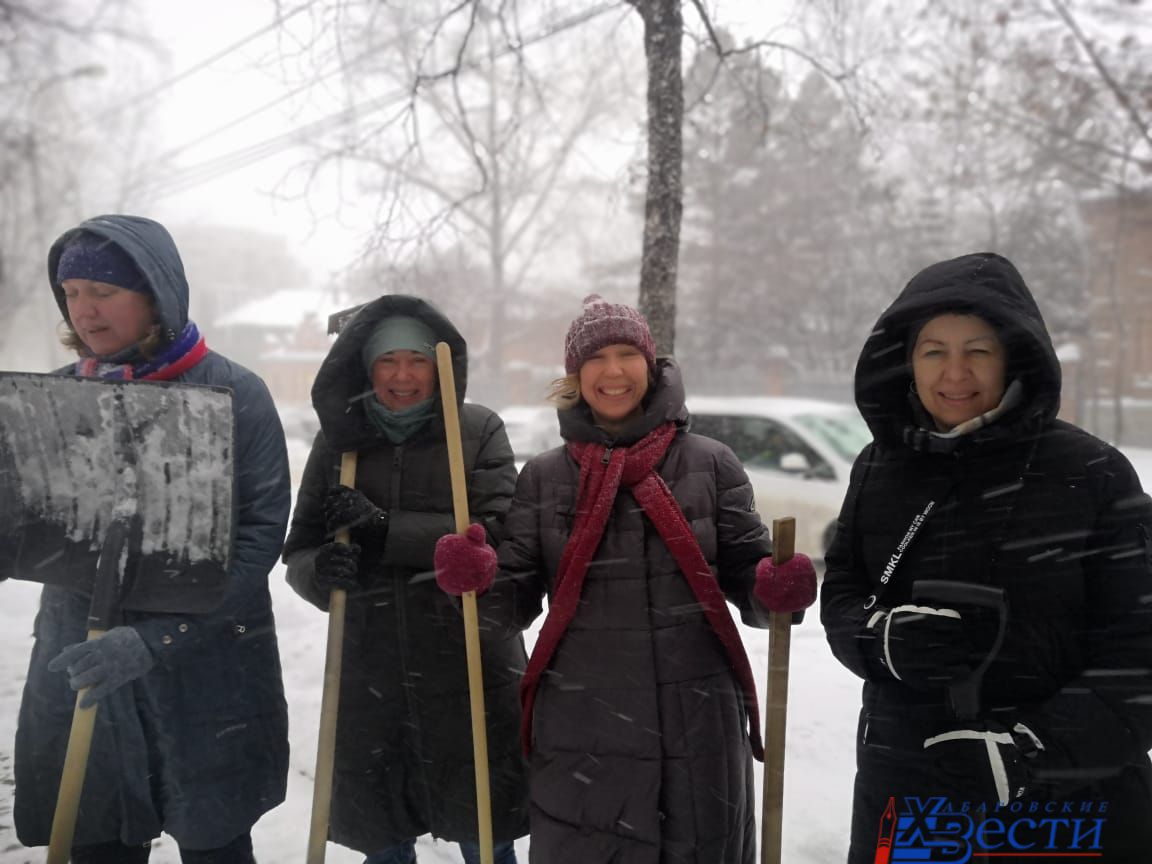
[[272, 1, 629, 402], [625, 0, 683, 355], [0, 0, 153, 358]]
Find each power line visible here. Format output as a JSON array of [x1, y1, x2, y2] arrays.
[[138, 1, 626, 201], [98, 0, 319, 122], [144, 12, 444, 168]]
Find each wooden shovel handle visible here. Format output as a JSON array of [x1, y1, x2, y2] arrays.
[[436, 341, 495, 864], [48, 517, 131, 863], [761, 516, 796, 864], [306, 450, 357, 864], [45, 628, 105, 864]]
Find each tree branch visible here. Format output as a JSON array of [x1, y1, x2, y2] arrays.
[[1048, 0, 1152, 155]]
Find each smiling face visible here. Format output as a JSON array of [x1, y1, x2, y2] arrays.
[[578, 343, 650, 432], [911, 313, 1007, 431], [370, 349, 437, 410], [62, 278, 156, 357]]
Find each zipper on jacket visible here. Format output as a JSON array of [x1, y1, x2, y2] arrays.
[[390, 445, 403, 510], [602, 445, 614, 464]]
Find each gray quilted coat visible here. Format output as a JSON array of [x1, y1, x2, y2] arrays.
[[487, 361, 775, 864]]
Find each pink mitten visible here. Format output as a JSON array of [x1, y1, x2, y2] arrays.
[[434, 524, 497, 596], [754, 553, 817, 613]]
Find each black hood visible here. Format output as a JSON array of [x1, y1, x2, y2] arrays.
[[312, 294, 467, 452], [558, 357, 689, 446], [855, 252, 1061, 447], [48, 214, 189, 340]]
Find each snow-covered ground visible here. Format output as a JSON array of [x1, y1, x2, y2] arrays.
[[3, 447, 1152, 863]]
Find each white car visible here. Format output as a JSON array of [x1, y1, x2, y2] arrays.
[[685, 396, 872, 563], [502, 403, 562, 466]]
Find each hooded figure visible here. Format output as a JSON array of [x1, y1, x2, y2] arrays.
[[281, 294, 528, 863], [438, 295, 815, 864], [15, 215, 291, 861], [821, 253, 1152, 863]]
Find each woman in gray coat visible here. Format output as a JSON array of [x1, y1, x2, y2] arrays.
[[13, 214, 291, 863], [435, 295, 816, 864], [282, 294, 528, 864]]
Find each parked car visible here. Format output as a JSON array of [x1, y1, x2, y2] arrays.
[[685, 396, 872, 563], [501, 403, 562, 466]]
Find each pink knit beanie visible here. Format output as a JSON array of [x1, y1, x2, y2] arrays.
[[563, 294, 656, 374]]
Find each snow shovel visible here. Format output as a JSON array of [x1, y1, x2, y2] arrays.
[[435, 341, 495, 864], [910, 580, 1008, 720], [305, 450, 357, 864], [0, 371, 234, 864], [761, 516, 797, 864]]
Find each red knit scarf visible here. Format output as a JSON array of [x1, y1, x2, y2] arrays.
[[519, 421, 765, 760]]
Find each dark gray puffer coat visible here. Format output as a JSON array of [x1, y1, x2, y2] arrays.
[[487, 360, 774, 864], [282, 294, 528, 853]]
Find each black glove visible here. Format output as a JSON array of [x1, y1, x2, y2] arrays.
[[866, 604, 976, 689], [924, 720, 1044, 805], [323, 485, 389, 541], [47, 626, 156, 708], [314, 541, 363, 592]]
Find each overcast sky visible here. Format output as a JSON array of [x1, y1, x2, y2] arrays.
[[133, 0, 799, 284]]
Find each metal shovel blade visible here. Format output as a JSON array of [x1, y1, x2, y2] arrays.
[[0, 371, 235, 613]]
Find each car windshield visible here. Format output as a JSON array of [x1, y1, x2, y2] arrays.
[[792, 411, 872, 462]]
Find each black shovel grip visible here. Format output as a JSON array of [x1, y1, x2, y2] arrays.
[[911, 579, 1008, 720]]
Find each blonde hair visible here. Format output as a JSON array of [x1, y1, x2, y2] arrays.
[[546, 373, 581, 409], [547, 364, 660, 410], [58, 320, 166, 359]]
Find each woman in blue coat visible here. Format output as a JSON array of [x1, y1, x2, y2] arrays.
[[12, 214, 291, 863]]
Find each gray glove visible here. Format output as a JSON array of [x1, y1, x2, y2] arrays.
[[48, 626, 156, 708]]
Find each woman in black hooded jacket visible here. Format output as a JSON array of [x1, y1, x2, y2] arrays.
[[821, 252, 1152, 863], [282, 294, 528, 863]]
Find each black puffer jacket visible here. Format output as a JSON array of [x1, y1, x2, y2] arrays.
[[821, 253, 1152, 863], [488, 361, 774, 864], [282, 294, 527, 852]]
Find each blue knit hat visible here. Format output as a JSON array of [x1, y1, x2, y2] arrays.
[[56, 233, 150, 293], [361, 315, 438, 373]]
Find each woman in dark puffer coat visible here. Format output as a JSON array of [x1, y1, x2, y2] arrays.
[[822, 252, 1152, 863], [435, 295, 816, 864], [282, 294, 528, 864]]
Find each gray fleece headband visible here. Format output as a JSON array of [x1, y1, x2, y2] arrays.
[[362, 315, 438, 373]]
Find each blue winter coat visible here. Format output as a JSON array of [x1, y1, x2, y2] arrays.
[[13, 215, 291, 849]]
